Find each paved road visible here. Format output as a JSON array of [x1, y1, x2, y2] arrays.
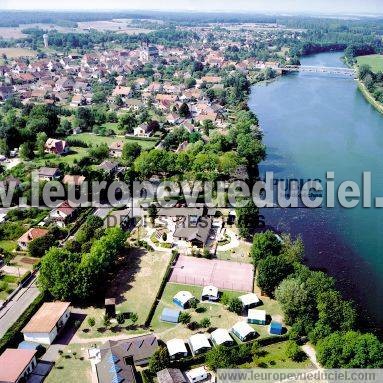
[[0, 277, 40, 338]]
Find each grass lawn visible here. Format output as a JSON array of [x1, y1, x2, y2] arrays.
[[150, 282, 243, 341], [0, 47, 37, 58], [0, 240, 17, 252], [240, 341, 314, 369], [68, 133, 157, 150], [76, 248, 171, 339], [31, 147, 88, 167], [45, 343, 93, 383], [357, 54, 383, 73]]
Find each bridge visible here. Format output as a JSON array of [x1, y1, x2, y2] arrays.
[[280, 65, 355, 76]]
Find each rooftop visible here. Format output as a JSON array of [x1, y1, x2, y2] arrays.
[[0, 348, 37, 383]]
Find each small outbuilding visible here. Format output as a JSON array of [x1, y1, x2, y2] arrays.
[[231, 321, 257, 342], [186, 366, 208, 383], [166, 339, 188, 360], [188, 333, 211, 355], [238, 293, 260, 310], [104, 298, 116, 318], [210, 328, 234, 347], [201, 285, 219, 301], [248, 309, 267, 325], [269, 321, 283, 335], [157, 368, 186, 383], [173, 291, 195, 308], [160, 308, 181, 323]]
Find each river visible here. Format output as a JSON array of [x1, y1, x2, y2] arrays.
[[249, 52, 383, 332]]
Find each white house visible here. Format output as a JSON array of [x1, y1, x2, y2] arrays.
[[239, 293, 260, 310], [231, 321, 257, 342], [188, 334, 211, 355], [186, 366, 208, 383], [166, 338, 188, 360], [210, 328, 234, 347], [173, 291, 195, 308], [22, 302, 71, 345], [201, 285, 219, 302]]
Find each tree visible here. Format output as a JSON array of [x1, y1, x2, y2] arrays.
[[87, 317, 96, 327], [251, 230, 282, 265], [179, 102, 190, 118], [257, 255, 294, 297], [130, 313, 138, 325], [179, 312, 191, 324], [148, 204, 158, 225], [122, 142, 141, 166], [200, 317, 211, 328], [103, 315, 111, 328], [118, 112, 137, 133], [236, 198, 259, 239], [316, 331, 383, 368], [228, 297, 243, 314], [206, 346, 236, 370], [19, 142, 35, 160], [116, 313, 125, 325], [149, 347, 170, 373], [286, 341, 306, 362], [280, 234, 304, 264], [28, 233, 57, 258]]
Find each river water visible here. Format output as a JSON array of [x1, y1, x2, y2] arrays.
[[249, 52, 383, 332]]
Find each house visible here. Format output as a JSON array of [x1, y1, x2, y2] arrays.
[[166, 339, 188, 360], [185, 367, 208, 383], [157, 368, 186, 383], [109, 141, 124, 158], [173, 291, 194, 309], [231, 321, 257, 342], [62, 174, 86, 186], [133, 123, 154, 137], [160, 308, 181, 323], [49, 200, 76, 227], [248, 309, 267, 325], [44, 138, 69, 155], [0, 349, 37, 383], [210, 328, 234, 347], [125, 99, 144, 111], [112, 85, 132, 98], [98, 160, 118, 175], [269, 321, 283, 336], [22, 302, 71, 345], [173, 217, 212, 248], [201, 285, 219, 302], [37, 167, 61, 181], [17, 228, 49, 251], [188, 334, 211, 355], [97, 334, 158, 367], [239, 293, 260, 310]]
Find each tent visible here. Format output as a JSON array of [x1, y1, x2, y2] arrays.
[[238, 293, 260, 310], [160, 308, 181, 323], [166, 339, 188, 359], [269, 321, 283, 335], [173, 291, 194, 308], [231, 321, 257, 342], [201, 285, 219, 301], [248, 309, 267, 325]]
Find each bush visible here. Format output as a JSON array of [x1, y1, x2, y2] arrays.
[[179, 312, 191, 324], [228, 297, 243, 314], [200, 317, 211, 328], [87, 317, 96, 327], [286, 341, 306, 362]]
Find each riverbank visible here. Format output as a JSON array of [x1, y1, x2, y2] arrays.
[[357, 80, 383, 115]]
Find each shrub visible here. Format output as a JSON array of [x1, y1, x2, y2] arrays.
[[87, 317, 96, 327], [200, 317, 211, 328], [286, 341, 306, 362], [179, 312, 191, 324], [228, 297, 243, 314]]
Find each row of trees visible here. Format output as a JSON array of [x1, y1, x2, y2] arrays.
[[250, 230, 383, 368], [358, 64, 383, 104]]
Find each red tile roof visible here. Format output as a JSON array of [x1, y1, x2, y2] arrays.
[[0, 349, 36, 383]]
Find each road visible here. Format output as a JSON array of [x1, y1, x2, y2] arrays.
[[0, 277, 40, 338]]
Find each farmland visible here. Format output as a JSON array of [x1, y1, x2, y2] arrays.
[[357, 54, 383, 73]]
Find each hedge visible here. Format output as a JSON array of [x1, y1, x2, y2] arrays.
[[144, 250, 180, 327], [0, 293, 45, 354]]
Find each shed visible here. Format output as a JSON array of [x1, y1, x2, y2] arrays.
[[166, 339, 188, 359], [186, 366, 208, 383], [201, 285, 219, 301], [160, 308, 181, 323], [269, 321, 283, 335], [210, 328, 234, 347], [173, 291, 194, 308], [231, 321, 257, 342], [238, 293, 260, 310], [248, 309, 267, 325], [157, 368, 186, 383], [188, 334, 211, 355]]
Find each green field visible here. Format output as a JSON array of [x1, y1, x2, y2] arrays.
[[240, 341, 314, 369], [68, 133, 157, 150], [357, 54, 383, 73], [31, 147, 88, 167], [0, 240, 17, 252]]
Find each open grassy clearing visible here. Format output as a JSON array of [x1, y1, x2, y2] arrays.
[[76, 248, 170, 339], [240, 341, 314, 369], [0, 239, 17, 252], [0, 47, 37, 58], [68, 133, 157, 150], [45, 343, 94, 383], [30, 147, 88, 167], [357, 54, 383, 73]]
